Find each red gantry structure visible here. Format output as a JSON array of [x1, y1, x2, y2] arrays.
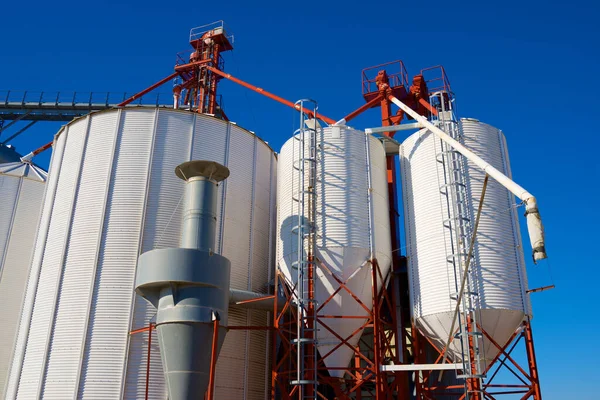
[[21, 21, 545, 400]]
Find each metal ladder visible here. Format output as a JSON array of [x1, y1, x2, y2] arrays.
[[290, 99, 319, 399], [431, 91, 484, 398]]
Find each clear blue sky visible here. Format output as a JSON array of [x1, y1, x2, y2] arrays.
[[2, 0, 598, 398]]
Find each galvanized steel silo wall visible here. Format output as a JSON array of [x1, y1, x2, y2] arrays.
[[6, 108, 276, 399], [0, 162, 46, 397], [277, 126, 392, 376], [400, 119, 530, 366]]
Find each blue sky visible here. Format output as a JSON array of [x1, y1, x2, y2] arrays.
[[2, 0, 598, 398]]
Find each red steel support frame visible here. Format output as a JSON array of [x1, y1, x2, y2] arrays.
[[129, 324, 154, 400], [412, 320, 542, 399], [271, 257, 402, 400]]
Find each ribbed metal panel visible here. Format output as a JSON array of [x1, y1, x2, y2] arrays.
[[224, 129, 255, 291], [5, 134, 66, 400], [400, 119, 529, 365], [7, 108, 276, 399], [215, 307, 248, 399], [80, 109, 155, 399], [18, 121, 87, 400], [0, 176, 19, 268], [42, 117, 90, 400], [0, 163, 46, 397], [277, 126, 392, 377]]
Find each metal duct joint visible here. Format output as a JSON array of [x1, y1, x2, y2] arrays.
[[135, 160, 231, 400], [524, 197, 547, 262]]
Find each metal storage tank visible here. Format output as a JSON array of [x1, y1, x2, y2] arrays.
[[277, 125, 392, 377], [6, 108, 277, 400], [0, 161, 47, 396], [400, 118, 530, 367]]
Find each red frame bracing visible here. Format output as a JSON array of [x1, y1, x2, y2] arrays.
[[411, 319, 542, 400], [271, 258, 404, 400]]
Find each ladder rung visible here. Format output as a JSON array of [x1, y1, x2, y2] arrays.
[[290, 380, 318, 385]]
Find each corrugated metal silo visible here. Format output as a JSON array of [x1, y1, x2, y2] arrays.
[[0, 162, 46, 397], [6, 108, 276, 400], [277, 126, 392, 377], [400, 118, 530, 367]]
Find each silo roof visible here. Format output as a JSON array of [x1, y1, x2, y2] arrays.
[[0, 161, 47, 182]]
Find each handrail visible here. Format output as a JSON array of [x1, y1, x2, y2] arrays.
[[0, 90, 172, 108]]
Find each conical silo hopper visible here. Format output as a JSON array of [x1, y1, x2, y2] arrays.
[[277, 126, 392, 377]]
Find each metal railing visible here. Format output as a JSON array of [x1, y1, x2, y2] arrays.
[[0, 90, 172, 108], [362, 60, 410, 95], [189, 20, 234, 45], [421, 65, 453, 96]]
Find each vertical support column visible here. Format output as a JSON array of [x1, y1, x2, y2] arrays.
[[371, 259, 384, 399], [524, 319, 542, 400], [466, 316, 482, 400], [145, 324, 153, 400], [379, 97, 401, 255], [207, 44, 221, 114], [207, 316, 220, 400], [411, 324, 423, 399], [380, 95, 410, 399]]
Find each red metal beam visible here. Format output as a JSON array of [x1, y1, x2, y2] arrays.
[[524, 320, 542, 400], [174, 59, 212, 72], [205, 66, 337, 125], [145, 324, 153, 400], [29, 141, 53, 157], [418, 97, 438, 116], [207, 318, 220, 400], [233, 294, 275, 306], [341, 94, 384, 123], [118, 71, 180, 107]]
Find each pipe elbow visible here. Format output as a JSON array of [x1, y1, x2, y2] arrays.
[[524, 197, 547, 263]]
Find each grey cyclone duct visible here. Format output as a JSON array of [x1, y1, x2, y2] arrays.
[[135, 161, 231, 400], [135, 160, 283, 400]]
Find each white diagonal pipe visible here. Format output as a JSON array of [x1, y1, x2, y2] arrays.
[[388, 95, 547, 262]]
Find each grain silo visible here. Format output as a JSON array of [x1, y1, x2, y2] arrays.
[[400, 118, 530, 368], [277, 125, 392, 377], [0, 161, 47, 397], [5, 107, 277, 399]]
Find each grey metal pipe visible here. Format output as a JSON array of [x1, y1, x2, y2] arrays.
[[181, 176, 218, 251]]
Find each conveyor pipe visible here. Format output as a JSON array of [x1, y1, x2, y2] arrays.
[[388, 95, 547, 261]]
